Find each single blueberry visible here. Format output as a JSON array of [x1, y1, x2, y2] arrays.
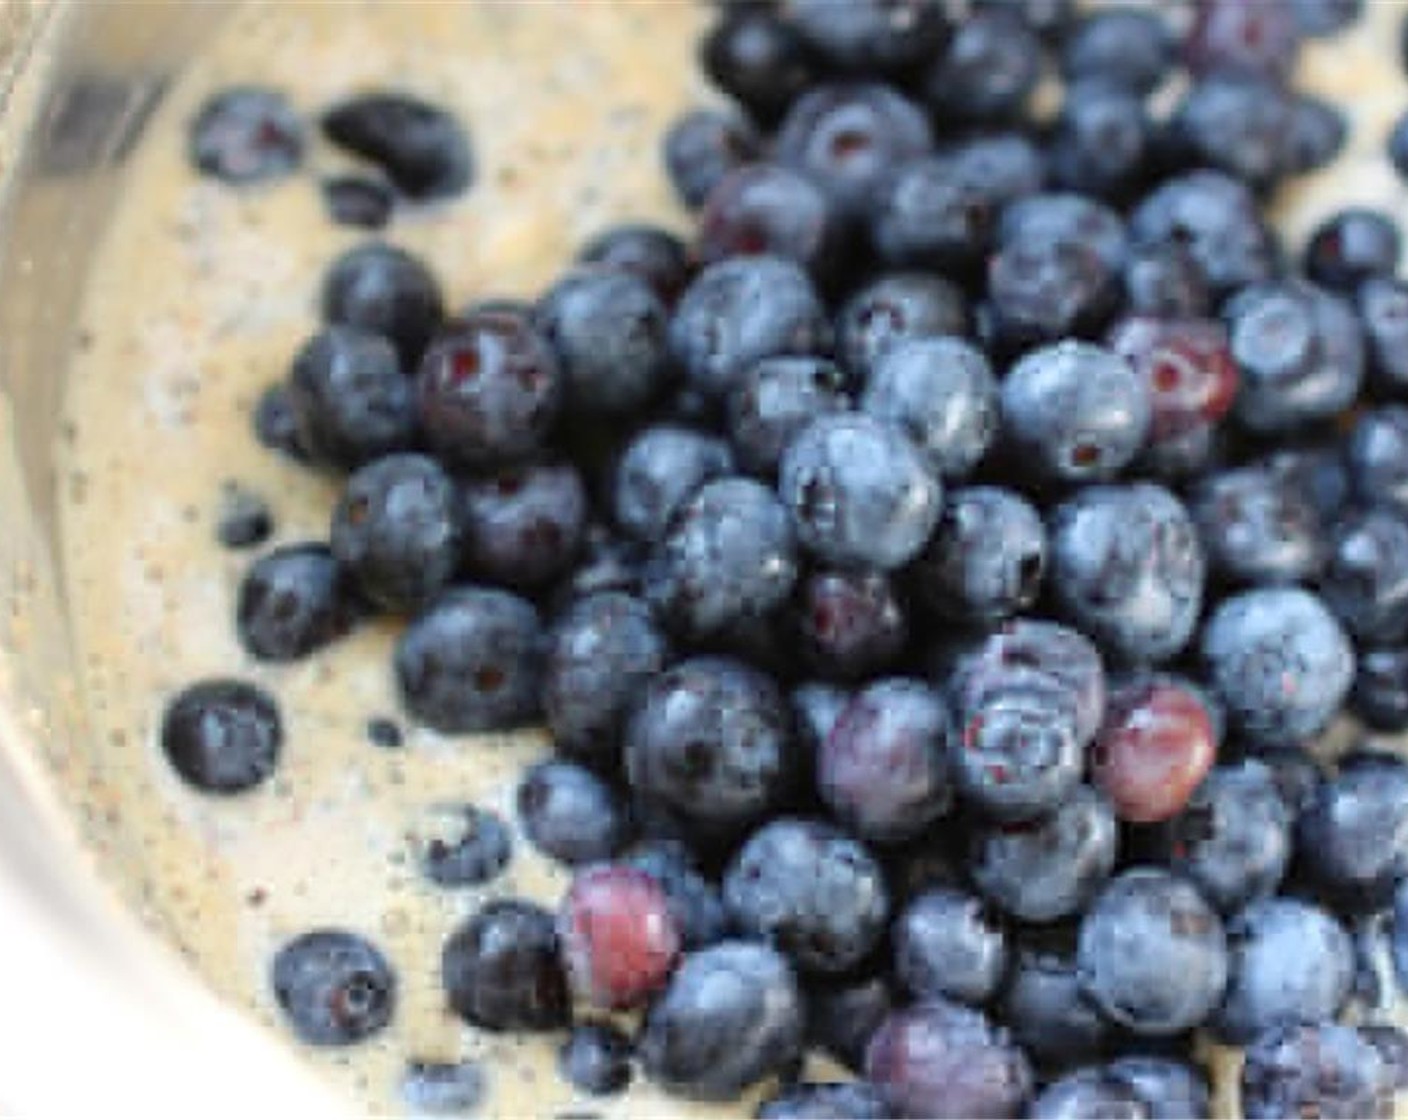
[[1241, 1021, 1391, 1120], [696, 164, 847, 283], [612, 425, 735, 545], [399, 1060, 486, 1115], [322, 241, 444, 368], [1028, 1069, 1152, 1120], [272, 929, 395, 1046], [322, 92, 471, 200], [189, 86, 304, 184], [1359, 277, 1408, 392], [1352, 646, 1408, 732], [161, 679, 281, 795], [442, 899, 569, 1032], [868, 156, 995, 276], [461, 460, 588, 591], [1048, 81, 1153, 202], [237, 543, 365, 662], [517, 759, 628, 867], [893, 886, 1008, 1006], [578, 224, 691, 307], [1297, 751, 1408, 913], [663, 108, 762, 210], [1320, 506, 1408, 644], [700, 6, 817, 127], [1191, 456, 1328, 587], [796, 568, 908, 683], [414, 804, 512, 888], [559, 1021, 632, 1097], [320, 175, 394, 231], [788, 0, 949, 76], [1001, 938, 1113, 1070], [1305, 209, 1402, 294], [1061, 8, 1173, 94], [921, 9, 1042, 127]]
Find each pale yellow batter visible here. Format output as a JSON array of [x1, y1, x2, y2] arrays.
[[48, 1, 1408, 1117]]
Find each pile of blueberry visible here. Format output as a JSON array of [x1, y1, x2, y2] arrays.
[[169, 0, 1408, 1115]]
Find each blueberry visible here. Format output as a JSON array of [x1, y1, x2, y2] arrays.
[[321, 242, 444, 368], [796, 568, 908, 683], [612, 425, 735, 544], [1186, 0, 1302, 80], [1106, 1057, 1212, 1119], [1305, 209, 1402, 294], [787, 0, 949, 77], [1225, 279, 1364, 434], [724, 818, 889, 974], [1241, 1021, 1391, 1120], [1061, 8, 1173, 94], [1361, 1023, 1408, 1091], [1049, 484, 1205, 665], [910, 486, 1046, 626], [774, 83, 933, 217], [756, 1082, 889, 1120], [986, 241, 1119, 357], [272, 929, 395, 1046], [320, 175, 393, 231], [365, 717, 403, 749], [638, 941, 804, 1102], [398, 1060, 486, 1115], [727, 356, 852, 478], [1048, 81, 1152, 202], [237, 543, 364, 662], [627, 840, 729, 951], [1212, 897, 1353, 1045], [1129, 171, 1278, 299], [414, 804, 512, 888], [999, 192, 1128, 272], [1351, 646, 1408, 732], [1077, 869, 1228, 1036], [999, 341, 1151, 485], [1297, 751, 1408, 913], [534, 267, 672, 415], [894, 886, 1008, 1006], [1122, 245, 1211, 321], [1359, 277, 1408, 392], [189, 87, 303, 184], [160, 679, 281, 795], [559, 863, 681, 1010], [416, 308, 562, 470], [1390, 111, 1408, 184], [817, 678, 954, 843], [868, 156, 995, 276], [779, 414, 943, 572], [330, 454, 459, 612], [286, 326, 416, 469], [322, 92, 470, 200], [865, 999, 1034, 1119], [253, 383, 307, 462], [835, 272, 969, 382], [663, 108, 762, 210], [921, 9, 1042, 127], [1000, 938, 1113, 1070], [861, 338, 997, 481], [625, 657, 794, 840], [442, 899, 570, 1032], [696, 164, 846, 283], [517, 760, 628, 867], [578, 224, 691, 307], [1169, 72, 1302, 194], [1286, 94, 1348, 174], [543, 591, 669, 765], [394, 587, 542, 734], [1200, 587, 1354, 747], [701, 6, 817, 127], [807, 974, 896, 1073], [1292, 0, 1363, 36], [1028, 1069, 1151, 1120], [645, 476, 798, 643], [559, 1021, 633, 1097], [1191, 456, 1327, 587], [216, 483, 273, 550], [1347, 407, 1408, 514], [670, 256, 830, 400], [937, 131, 1047, 209], [1320, 507, 1408, 643], [461, 460, 588, 590]]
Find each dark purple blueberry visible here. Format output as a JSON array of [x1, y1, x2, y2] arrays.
[[1292, 0, 1364, 36], [701, 6, 817, 127], [868, 156, 996, 275], [612, 425, 735, 544], [1029, 1069, 1151, 1120], [1155, 759, 1291, 915], [534, 266, 672, 415], [894, 886, 1008, 1006], [1186, 0, 1302, 80], [330, 453, 460, 612], [786, 0, 949, 77], [161, 679, 280, 795], [645, 476, 798, 643], [817, 678, 954, 844], [670, 256, 830, 399], [1305, 209, 1402, 294], [321, 241, 444, 368], [1320, 506, 1408, 643], [516, 759, 628, 867], [578, 224, 691, 307], [414, 804, 512, 888], [189, 87, 303, 184], [911, 486, 1045, 626], [663, 108, 762, 210], [1048, 81, 1152, 202], [628, 840, 729, 951], [638, 941, 804, 1102], [237, 542, 364, 662], [1286, 94, 1348, 174], [921, 9, 1042, 127], [442, 899, 570, 1032], [774, 83, 933, 217], [724, 817, 889, 974], [461, 460, 587, 590], [559, 1021, 633, 1097], [756, 1082, 890, 1120], [1076, 869, 1228, 1036], [696, 164, 846, 282], [216, 483, 273, 550], [1000, 938, 1113, 1070], [987, 239, 1120, 357], [1348, 407, 1408, 514], [1061, 8, 1173, 94], [1123, 245, 1212, 321], [938, 131, 1047, 208], [727, 356, 852, 478], [1212, 897, 1353, 1045], [1359, 277, 1408, 392], [1361, 1024, 1408, 1091], [625, 657, 794, 840], [865, 999, 1034, 1119], [779, 413, 943, 572], [1107, 1057, 1212, 1119], [861, 338, 996, 480], [543, 591, 669, 765], [322, 92, 470, 200], [1201, 587, 1354, 747], [365, 717, 403, 749], [999, 341, 1151, 484], [835, 272, 969, 382], [1167, 73, 1300, 192], [1049, 484, 1205, 665], [796, 568, 907, 683], [1241, 1021, 1391, 1120], [1298, 751, 1408, 913], [272, 929, 394, 1046], [807, 975, 895, 1072], [399, 1060, 486, 1115], [416, 308, 562, 469], [253, 383, 306, 462], [320, 175, 393, 230], [394, 587, 542, 734], [1351, 646, 1408, 732], [286, 326, 416, 469], [999, 191, 1128, 271], [1191, 455, 1327, 587]]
